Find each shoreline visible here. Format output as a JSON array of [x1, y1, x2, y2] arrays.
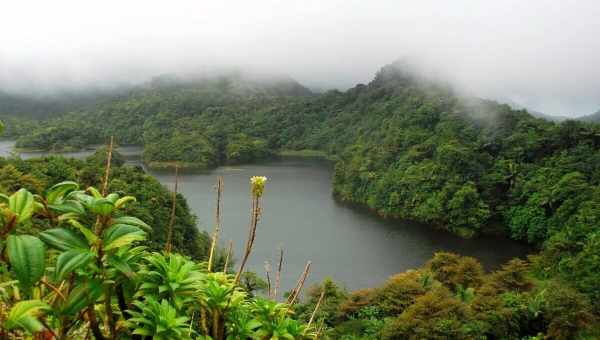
[[0, 140, 527, 244]]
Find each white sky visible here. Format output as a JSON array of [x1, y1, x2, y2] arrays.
[[1, 0, 599, 116]]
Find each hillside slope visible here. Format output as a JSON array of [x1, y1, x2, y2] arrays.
[[3, 61, 600, 337], [580, 108, 600, 123]]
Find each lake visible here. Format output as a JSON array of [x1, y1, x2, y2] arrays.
[[0, 140, 531, 291]]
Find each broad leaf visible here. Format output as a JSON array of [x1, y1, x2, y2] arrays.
[[39, 228, 88, 251], [112, 216, 152, 233], [86, 186, 103, 199], [55, 249, 94, 281], [4, 300, 50, 333], [68, 220, 98, 244], [7, 235, 46, 291], [8, 188, 35, 224], [115, 196, 136, 209], [56, 212, 82, 223], [45, 181, 79, 204], [107, 255, 135, 279], [105, 193, 120, 204], [67, 190, 92, 206], [59, 279, 103, 315], [48, 200, 85, 215], [103, 224, 145, 250], [89, 198, 114, 216]]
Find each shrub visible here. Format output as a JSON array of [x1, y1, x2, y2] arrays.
[[426, 252, 484, 291]]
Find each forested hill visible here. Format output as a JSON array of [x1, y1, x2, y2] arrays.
[[581, 108, 600, 123], [0, 71, 311, 119], [0, 87, 133, 120], [3, 61, 600, 337], [8, 62, 600, 238]]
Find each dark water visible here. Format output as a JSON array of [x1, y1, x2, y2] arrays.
[[0, 140, 531, 291]]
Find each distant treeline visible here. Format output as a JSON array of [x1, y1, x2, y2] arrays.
[[4, 62, 600, 337]]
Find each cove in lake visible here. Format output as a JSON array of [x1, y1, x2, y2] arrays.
[[0, 140, 531, 291]]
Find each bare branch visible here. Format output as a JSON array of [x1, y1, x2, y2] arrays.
[[287, 260, 312, 305], [304, 287, 326, 335], [223, 240, 233, 274], [265, 261, 272, 298], [273, 244, 284, 299]]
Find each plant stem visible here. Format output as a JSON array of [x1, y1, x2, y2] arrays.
[[265, 261, 272, 298], [104, 286, 116, 339], [200, 308, 209, 336], [235, 194, 261, 284], [165, 165, 179, 254], [208, 176, 223, 272], [304, 287, 326, 335], [87, 305, 105, 340], [115, 284, 130, 318], [101, 136, 114, 196], [211, 309, 222, 340], [287, 261, 312, 306], [223, 240, 233, 274], [273, 245, 283, 299]]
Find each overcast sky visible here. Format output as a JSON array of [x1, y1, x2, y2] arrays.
[[1, 1, 599, 116]]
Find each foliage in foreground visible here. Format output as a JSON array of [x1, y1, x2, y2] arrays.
[[0, 181, 313, 339], [0, 148, 212, 261]]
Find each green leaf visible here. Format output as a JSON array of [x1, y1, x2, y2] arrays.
[[90, 198, 115, 216], [103, 224, 146, 250], [9, 188, 35, 224], [4, 300, 50, 333], [115, 196, 136, 209], [68, 220, 98, 244], [107, 255, 135, 279], [86, 186, 103, 199], [39, 228, 88, 251], [45, 181, 79, 204], [105, 193, 120, 204], [67, 190, 92, 206], [112, 216, 152, 233], [7, 235, 46, 291], [56, 212, 82, 223], [60, 279, 103, 315], [55, 249, 94, 281], [132, 328, 153, 336], [33, 201, 44, 211], [48, 200, 85, 215]]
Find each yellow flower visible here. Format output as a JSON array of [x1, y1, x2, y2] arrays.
[[250, 176, 267, 197]]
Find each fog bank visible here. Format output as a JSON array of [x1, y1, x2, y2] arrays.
[[1, 1, 599, 116]]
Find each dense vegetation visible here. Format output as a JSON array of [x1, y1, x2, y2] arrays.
[[0, 148, 211, 260], [0, 146, 316, 338], [296, 252, 597, 339], [0, 89, 116, 120], [10, 73, 310, 163], [4, 62, 600, 337]]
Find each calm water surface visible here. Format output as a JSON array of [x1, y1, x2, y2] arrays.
[[0, 140, 531, 290]]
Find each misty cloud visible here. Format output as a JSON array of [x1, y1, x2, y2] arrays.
[[1, 0, 599, 116]]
